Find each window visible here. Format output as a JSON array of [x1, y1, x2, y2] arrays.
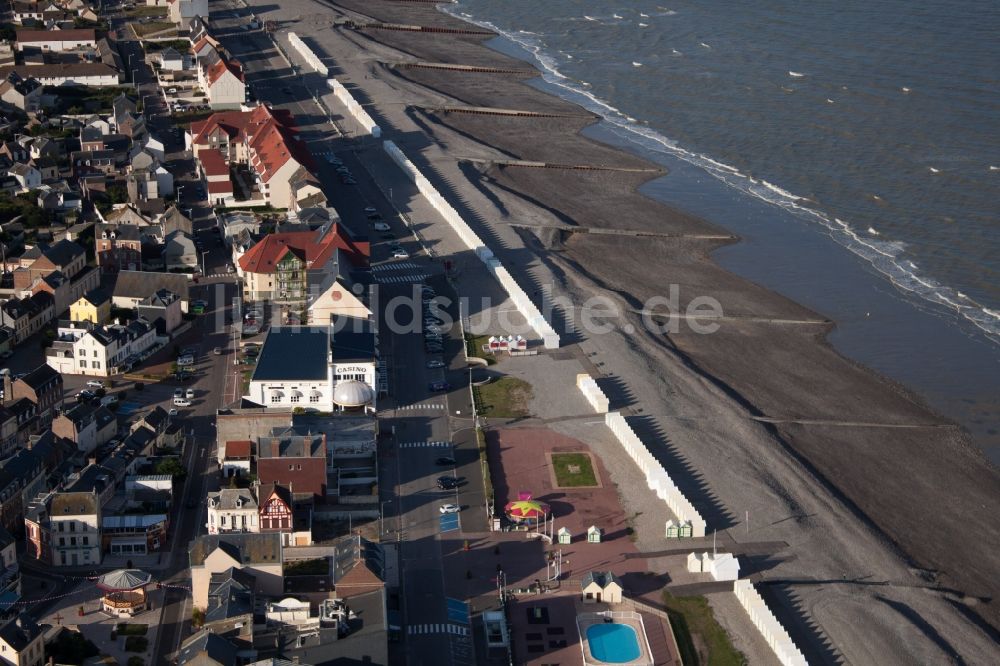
[[290, 394, 300, 403], [309, 394, 320, 403], [83, 537, 88, 545], [70, 537, 76, 546], [92, 361, 101, 369], [93, 350, 98, 357], [78, 348, 86, 356], [79, 360, 87, 368], [270, 394, 281, 403], [58, 537, 65, 546]]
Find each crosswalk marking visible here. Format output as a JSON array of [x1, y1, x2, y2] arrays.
[[373, 261, 422, 272], [399, 441, 450, 449], [407, 623, 470, 636], [394, 403, 445, 411], [375, 273, 428, 284]]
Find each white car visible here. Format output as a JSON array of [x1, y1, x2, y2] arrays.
[[174, 388, 184, 399], [373, 221, 390, 232], [185, 388, 195, 399], [439, 504, 460, 514], [86, 380, 105, 389], [173, 397, 192, 407], [167, 87, 178, 94], [177, 355, 194, 366], [392, 248, 409, 259], [100, 395, 118, 407]]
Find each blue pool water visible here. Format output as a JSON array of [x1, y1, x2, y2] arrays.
[[586, 623, 641, 663]]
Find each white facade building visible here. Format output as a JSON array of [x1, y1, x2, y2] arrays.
[[46, 319, 158, 377], [206, 488, 258, 535]]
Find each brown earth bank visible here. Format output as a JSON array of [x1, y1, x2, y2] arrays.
[[298, 0, 1000, 660]]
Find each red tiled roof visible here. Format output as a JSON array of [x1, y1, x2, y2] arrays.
[[207, 180, 233, 195], [238, 224, 369, 275], [198, 147, 229, 177], [226, 440, 252, 458], [205, 57, 244, 86], [244, 105, 314, 184], [17, 29, 96, 43], [190, 110, 253, 146]]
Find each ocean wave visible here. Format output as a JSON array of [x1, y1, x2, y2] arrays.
[[788, 71, 805, 77], [632, 61, 643, 67], [438, 3, 1000, 342], [699, 42, 712, 48], [639, 23, 649, 27]]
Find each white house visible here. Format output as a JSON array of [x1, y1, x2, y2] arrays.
[[45, 318, 158, 377], [162, 230, 199, 271], [167, 0, 208, 29], [687, 551, 741, 582], [199, 56, 245, 110], [0, 616, 44, 666], [206, 488, 258, 535], [158, 47, 185, 71], [9, 163, 40, 192], [245, 319, 377, 412], [581, 571, 623, 604], [15, 28, 96, 52]]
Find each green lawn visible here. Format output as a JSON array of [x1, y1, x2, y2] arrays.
[[284, 558, 328, 576], [474, 376, 532, 418], [551, 452, 598, 487], [127, 6, 167, 18], [133, 21, 175, 37], [466, 334, 496, 365], [662, 591, 746, 666], [116, 623, 148, 636]]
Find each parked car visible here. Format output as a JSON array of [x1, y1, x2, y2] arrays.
[[392, 248, 409, 259], [167, 87, 178, 94], [177, 355, 195, 366], [435, 456, 455, 466], [100, 395, 118, 407], [76, 389, 95, 401], [173, 397, 192, 407], [185, 388, 195, 399], [426, 359, 446, 369], [428, 381, 451, 392], [173, 388, 184, 399], [439, 504, 460, 514], [0, 350, 12, 360], [364, 206, 377, 214], [213, 347, 224, 355], [86, 380, 105, 389], [374, 221, 390, 232], [168, 408, 178, 417]]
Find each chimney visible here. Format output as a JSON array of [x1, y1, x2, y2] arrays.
[[1, 371, 12, 405], [271, 438, 279, 458]]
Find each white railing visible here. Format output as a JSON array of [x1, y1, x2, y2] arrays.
[[327, 79, 381, 137], [383, 140, 559, 348], [287, 32, 328, 76], [734, 580, 808, 666], [604, 411, 706, 537], [576, 373, 609, 413]]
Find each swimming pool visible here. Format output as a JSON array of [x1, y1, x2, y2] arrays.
[[586, 623, 641, 663]]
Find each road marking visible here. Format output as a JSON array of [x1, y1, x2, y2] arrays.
[[408, 623, 469, 636], [373, 261, 422, 272], [374, 273, 429, 284], [399, 441, 451, 449], [394, 403, 446, 411]]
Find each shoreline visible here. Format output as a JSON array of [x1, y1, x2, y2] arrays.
[[267, 0, 1000, 661]]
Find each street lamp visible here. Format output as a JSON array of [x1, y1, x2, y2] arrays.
[[201, 250, 209, 277]]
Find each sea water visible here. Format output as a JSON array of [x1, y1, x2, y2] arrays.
[[444, 0, 1000, 462]]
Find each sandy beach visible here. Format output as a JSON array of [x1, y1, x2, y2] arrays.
[[247, 0, 1000, 662]]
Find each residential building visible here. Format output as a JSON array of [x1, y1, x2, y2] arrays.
[[0, 72, 41, 113], [255, 432, 327, 501], [68, 288, 111, 325], [202, 568, 255, 649], [137, 288, 182, 334], [0, 293, 53, 345], [102, 514, 168, 556], [177, 630, 238, 666], [24, 491, 102, 567], [95, 223, 144, 273], [51, 402, 117, 455], [162, 230, 199, 272], [196, 46, 245, 110], [7, 164, 39, 192], [112, 270, 190, 313], [238, 224, 369, 317], [12, 238, 87, 290], [197, 147, 233, 205], [1, 365, 62, 426], [257, 483, 310, 546], [14, 29, 96, 52], [219, 440, 251, 478], [0, 615, 44, 666], [168, 0, 208, 29], [46, 318, 158, 377], [245, 319, 377, 413], [0, 64, 121, 87], [159, 47, 185, 71], [206, 488, 258, 535], [189, 533, 283, 610], [162, 206, 194, 236], [0, 526, 20, 617]]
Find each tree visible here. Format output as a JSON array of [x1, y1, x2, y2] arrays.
[[155, 457, 185, 479], [107, 184, 128, 205]]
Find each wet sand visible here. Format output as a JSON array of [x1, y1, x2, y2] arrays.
[[267, 0, 1000, 662]]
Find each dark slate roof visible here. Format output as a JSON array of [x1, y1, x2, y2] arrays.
[[331, 316, 376, 361], [113, 270, 189, 301], [251, 327, 329, 382], [42, 238, 84, 267], [177, 630, 239, 666], [82, 287, 110, 307], [17, 364, 60, 391], [0, 615, 42, 651], [206, 568, 255, 622], [189, 533, 282, 568]]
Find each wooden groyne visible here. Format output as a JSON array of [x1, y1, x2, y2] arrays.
[[392, 61, 533, 75]]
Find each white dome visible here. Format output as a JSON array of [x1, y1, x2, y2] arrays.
[[332, 380, 374, 407]]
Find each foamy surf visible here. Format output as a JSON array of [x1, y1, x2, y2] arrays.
[[928, 167, 940, 173], [901, 86, 911, 93], [632, 61, 642, 67], [639, 23, 649, 27], [788, 71, 805, 78], [699, 42, 711, 48], [437, 2, 1000, 343]]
